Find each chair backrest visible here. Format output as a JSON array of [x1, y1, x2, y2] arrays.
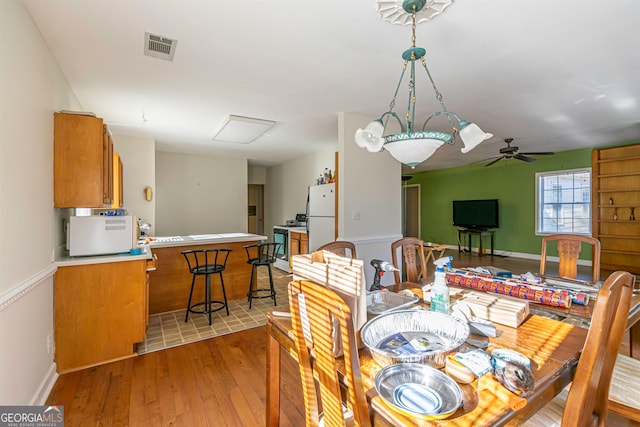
[[317, 241, 357, 259], [540, 234, 601, 282], [288, 279, 371, 427], [561, 270, 635, 427], [390, 237, 427, 284], [243, 242, 281, 264], [181, 248, 231, 273]]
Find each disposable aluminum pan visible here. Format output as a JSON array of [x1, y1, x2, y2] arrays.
[[361, 309, 469, 369], [375, 363, 463, 420], [366, 290, 419, 316]]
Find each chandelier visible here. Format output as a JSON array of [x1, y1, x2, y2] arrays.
[[355, 0, 493, 168]]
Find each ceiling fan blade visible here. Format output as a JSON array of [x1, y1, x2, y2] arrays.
[[521, 151, 555, 156], [472, 155, 501, 165], [484, 156, 505, 167], [514, 153, 536, 162]]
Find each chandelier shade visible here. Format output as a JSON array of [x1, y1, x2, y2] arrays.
[[384, 136, 445, 168], [355, 0, 492, 169]]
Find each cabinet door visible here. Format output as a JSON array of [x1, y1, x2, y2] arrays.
[[54, 260, 147, 373], [111, 152, 123, 208], [103, 126, 114, 205], [300, 233, 309, 254], [290, 232, 301, 256], [54, 113, 105, 207]]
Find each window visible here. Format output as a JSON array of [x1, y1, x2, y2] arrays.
[[536, 168, 591, 235]]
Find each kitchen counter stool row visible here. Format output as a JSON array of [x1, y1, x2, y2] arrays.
[[181, 242, 281, 325]]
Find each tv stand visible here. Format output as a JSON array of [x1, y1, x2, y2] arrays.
[[458, 228, 494, 256]]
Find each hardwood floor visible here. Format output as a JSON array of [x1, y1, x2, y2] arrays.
[[46, 326, 306, 426], [46, 251, 637, 425]]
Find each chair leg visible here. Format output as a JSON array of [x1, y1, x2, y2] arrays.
[[268, 264, 276, 306], [219, 272, 229, 316], [185, 274, 196, 323], [206, 274, 212, 326], [248, 263, 255, 302], [249, 265, 257, 309]]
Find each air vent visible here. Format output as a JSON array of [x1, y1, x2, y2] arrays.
[[144, 32, 177, 61]]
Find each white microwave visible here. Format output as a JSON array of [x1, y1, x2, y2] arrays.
[[67, 215, 138, 256]]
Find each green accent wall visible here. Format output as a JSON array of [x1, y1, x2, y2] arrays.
[[410, 147, 594, 258]]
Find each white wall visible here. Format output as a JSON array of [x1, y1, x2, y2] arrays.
[[338, 112, 403, 287], [0, 0, 81, 404], [248, 165, 267, 185], [112, 135, 156, 235], [265, 146, 337, 237], [155, 151, 248, 236]]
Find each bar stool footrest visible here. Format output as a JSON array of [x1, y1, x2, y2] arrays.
[[188, 300, 228, 315], [248, 288, 276, 299]]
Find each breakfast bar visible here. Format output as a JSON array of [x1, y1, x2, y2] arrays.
[[146, 233, 267, 314]]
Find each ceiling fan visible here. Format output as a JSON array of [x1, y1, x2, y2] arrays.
[[483, 138, 555, 167]]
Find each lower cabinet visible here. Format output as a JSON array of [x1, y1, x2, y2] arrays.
[[54, 259, 148, 373], [289, 231, 308, 268]]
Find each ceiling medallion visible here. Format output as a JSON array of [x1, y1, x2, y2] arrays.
[[376, 0, 454, 25]]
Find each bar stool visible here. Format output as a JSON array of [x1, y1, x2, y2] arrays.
[[243, 242, 281, 309], [182, 248, 231, 325]]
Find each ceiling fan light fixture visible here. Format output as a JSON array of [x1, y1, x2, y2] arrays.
[[354, 0, 491, 168]]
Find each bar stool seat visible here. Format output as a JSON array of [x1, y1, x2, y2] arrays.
[[244, 242, 281, 309], [182, 248, 231, 325]]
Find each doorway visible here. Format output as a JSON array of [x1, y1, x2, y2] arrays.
[[248, 184, 264, 235], [402, 184, 420, 238]]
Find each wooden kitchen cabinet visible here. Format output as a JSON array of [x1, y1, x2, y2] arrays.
[[111, 152, 123, 208], [300, 232, 309, 254], [54, 112, 116, 208], [289, 231, 308, 267], [54, 259, 148, 373], [592, 143, 640, 274]]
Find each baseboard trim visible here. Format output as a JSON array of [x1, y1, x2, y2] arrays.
[[31, 362, 58, 405], [441, 244, 592, 266]]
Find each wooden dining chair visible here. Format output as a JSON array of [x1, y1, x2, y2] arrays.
[[523, 270, 635, 427], [288, 279, 371, 427], [540, 234, 601, 282], [608, 353, 640, 422], [317, 240, 357, 259], [390, 237, 427, 284]]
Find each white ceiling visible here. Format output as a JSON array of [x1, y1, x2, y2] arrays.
[[22, 0, 640, 172]]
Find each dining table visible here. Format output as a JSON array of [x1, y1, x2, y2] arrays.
[[265, 290, 590, 426]]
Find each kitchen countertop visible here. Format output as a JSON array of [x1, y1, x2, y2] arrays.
[[55, 245, 153, 267], [273, 226, 307, 233], [55, 232, 267, 266], [144, 232, 267, 248]]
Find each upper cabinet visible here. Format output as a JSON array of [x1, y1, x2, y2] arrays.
[[592, 143, 640, 274], [54, 112, 122, 208], [111, 152, 123, 208]]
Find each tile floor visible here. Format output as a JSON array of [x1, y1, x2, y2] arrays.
[[138, 267, 293, 354]]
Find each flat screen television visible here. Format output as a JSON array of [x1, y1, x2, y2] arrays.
[[452, 199, 499, 230]]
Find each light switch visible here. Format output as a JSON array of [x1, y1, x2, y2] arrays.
[[352, 210, 360, 220]]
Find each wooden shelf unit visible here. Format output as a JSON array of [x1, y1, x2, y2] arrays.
[[592, 144, 640, 274]]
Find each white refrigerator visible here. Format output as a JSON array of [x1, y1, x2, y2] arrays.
[[306, 183, 335, 252]]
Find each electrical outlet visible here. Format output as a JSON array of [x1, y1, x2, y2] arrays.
[[352, 210, 360, 220], [47, 334, 53, 354]]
